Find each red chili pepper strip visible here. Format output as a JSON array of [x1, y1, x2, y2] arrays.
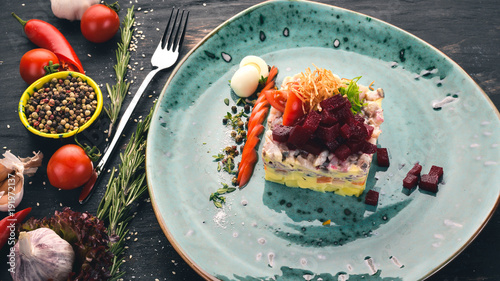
[[267, 66, 278, 85], [248, 100, 269, 122], [255, 91, 269, 106], [12, 13, 85, 73], [0, 207, 32, 250], [237, 66, 278, 187], [247, 108, 269, 137], [237, 145, 258, 186], [239, 130, 263, 169]]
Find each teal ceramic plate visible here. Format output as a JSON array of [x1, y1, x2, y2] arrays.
[[146, 1, 500, 280]]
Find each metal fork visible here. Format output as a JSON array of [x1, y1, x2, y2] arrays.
[[79, 9, 189, 203]]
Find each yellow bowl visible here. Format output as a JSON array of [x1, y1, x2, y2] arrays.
[[19, 71, 103, 139]]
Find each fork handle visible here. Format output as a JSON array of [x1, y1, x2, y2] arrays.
[[79, 68, 161, 204], [96, 68, 161, 176]]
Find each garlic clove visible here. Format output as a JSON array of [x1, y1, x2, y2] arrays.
[[0, 163, 14, 181], [0, 174, 23, 210], [50, 0, 100, 21], [0, 151, 42, 212], [12, 228, 75, 281]]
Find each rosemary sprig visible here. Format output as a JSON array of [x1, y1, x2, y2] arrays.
[[104, 6, 135, 137], [97, 106, 153, 280]]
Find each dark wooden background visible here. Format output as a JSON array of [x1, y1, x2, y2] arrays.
[[0, 0, 498, 280]]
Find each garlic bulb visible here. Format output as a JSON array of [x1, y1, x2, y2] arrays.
[[50, 0, 99, 21], [11, 228, 75, 281], [0, 151, 43, 212]]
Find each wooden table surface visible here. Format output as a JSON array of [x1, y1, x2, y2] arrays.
[[0, 0, 498, 280]]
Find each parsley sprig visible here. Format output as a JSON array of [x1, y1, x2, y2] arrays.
[[339, 76, 367, 114]]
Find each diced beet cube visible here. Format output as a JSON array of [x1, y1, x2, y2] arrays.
[[334, 144, 351, 161], [316, 124, 340, 143], [288, 125, 314, 146], [347, 140, 363, 153], [292, 115, 307, 127], [419, 174, 439, 192], [286, 142, 297, 151], [340, 123, 352, 139], [325, 139, 340, 152], [408, 163, 422, 177], [361, 141, 377, 154], [353, 114, 365, 123], [429, 165, 443, 179], [334, 106, 354, 122], [303, 110, 321, 132], [301, 139, 326, 155], [364, 124, 374, 139], [272, 124, 292, 143], [320, 110, 338, 126], [403, 173, 419, 189], [349, 120, 369, 141], [365, 190, 379, 206], [376, 148, 390, 167], [320, 94, 345, 111]]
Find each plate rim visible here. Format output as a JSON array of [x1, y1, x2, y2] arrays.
[[146, 0, 500, 280]]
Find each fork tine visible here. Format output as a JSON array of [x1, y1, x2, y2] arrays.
[[173, 10, 189, 52], [171, 10, 188, 52], [161, 8, 178, 49], [166, 9, 180, 50]]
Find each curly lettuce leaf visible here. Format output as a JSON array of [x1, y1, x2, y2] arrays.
[[18, 207, 113, 281]]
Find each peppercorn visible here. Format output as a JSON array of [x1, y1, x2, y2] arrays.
[[235, 134, 244, 143], [231, 105, 237, 113], [25, 74, 98, 134], [237, 120, 244, 128]]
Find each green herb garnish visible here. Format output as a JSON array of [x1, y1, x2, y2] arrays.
[[104, 6, 135, 137], [258, 75, 267, 87], [97, 101, 153, 281], [210, 183, 237, 208], [339, 76, 367, 114]]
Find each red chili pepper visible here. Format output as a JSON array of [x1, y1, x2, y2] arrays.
[[0, 207, 32, 250], [12, 13, 85, 73], [237, 66, 278, 188]]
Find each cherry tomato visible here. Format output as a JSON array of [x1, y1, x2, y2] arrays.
[[47, 144, 93, 190], [263, 89, 288, 112], [283, 90, 305, 126], [80, 4, 120, 43], [19, 48, 60, 84]]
